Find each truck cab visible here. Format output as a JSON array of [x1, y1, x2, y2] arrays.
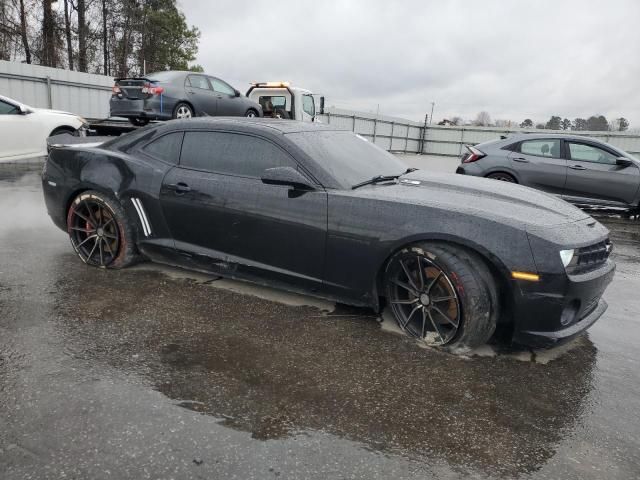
[[246, 82, 324, 122]]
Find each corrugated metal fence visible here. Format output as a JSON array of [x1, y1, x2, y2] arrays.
[[2, 61, 640, 157], [319, 108, 640, 157], [0, 60, 112, 118]]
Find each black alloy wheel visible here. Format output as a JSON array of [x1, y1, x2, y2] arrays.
[[387, 254, 461, 346], [67, 196, 120, 267]]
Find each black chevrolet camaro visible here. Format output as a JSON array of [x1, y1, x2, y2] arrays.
[[43, 119, 615, 351]]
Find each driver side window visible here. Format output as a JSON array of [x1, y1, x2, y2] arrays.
[[568, 143, 617, 165], [210, 78, 235, 96], [302, 95, 315, 117], [0, 100, 18, 115]]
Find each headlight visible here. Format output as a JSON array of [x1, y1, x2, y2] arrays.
[[560, 249, 575, 268]]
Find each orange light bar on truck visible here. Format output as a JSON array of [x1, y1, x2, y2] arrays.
[[250, 82, 290, 87], [511, 271, 540, 282]]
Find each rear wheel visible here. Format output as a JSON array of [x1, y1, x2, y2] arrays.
[[129, 117, 149, 127], [173, 102, 194, 119], [384, 243, 497, 352], [66, 190, 140, 269], [487, 172, 516, 183]]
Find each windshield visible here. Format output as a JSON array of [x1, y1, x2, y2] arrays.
[[288, 131, 408, 188], [146, 71, 181, 83]]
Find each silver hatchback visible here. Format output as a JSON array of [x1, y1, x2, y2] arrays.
[[456, 133, 640, 211]]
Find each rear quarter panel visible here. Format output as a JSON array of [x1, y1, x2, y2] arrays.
[[43, 147, 174, 241]]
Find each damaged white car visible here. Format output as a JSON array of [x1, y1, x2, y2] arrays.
[[0, 94, 87, 162]]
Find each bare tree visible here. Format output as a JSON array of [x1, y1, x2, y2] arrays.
[[101, 0, 108, 74], [63, 0, 73, 69], [76, 0, 87, 71], [41, 0, 57, 66], [19, 0, 31, 63], [474, 111, 491, 127]]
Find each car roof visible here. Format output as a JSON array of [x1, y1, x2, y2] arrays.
[[162, 117, 344, 134], [501, 132, 604, 143]]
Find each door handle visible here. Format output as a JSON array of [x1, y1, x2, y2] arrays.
[[512, 157, 529, 163], [167, 182, 192, 194], [186, 90, 195, 95], [216, 95, 223, 99], [569, 165, 587, 170]]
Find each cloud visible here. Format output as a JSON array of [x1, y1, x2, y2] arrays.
[[180, 0, 640, 126]]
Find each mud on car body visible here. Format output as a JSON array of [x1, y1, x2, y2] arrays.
[[42, 118, 615, 352]]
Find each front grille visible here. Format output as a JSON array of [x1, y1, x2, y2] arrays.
[[566, 240, 612, 274]]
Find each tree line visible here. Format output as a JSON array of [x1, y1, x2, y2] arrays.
[[520, 115, 629, 132], [440, 112, 630, 131], [0, 0, 201, 77]]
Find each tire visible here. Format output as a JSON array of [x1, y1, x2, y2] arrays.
[[50, 126, 76, 137], [173, 102, 194, 120], [245, 109, 259, 118], [129, 117, 150, 127], [66, 190, 140, 269], [487, 172, 516, 183], [384, 243, 497, 353]]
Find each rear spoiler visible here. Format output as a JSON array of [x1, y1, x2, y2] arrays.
[[114, 77, 157, 82], [47, 133, 110, 152]]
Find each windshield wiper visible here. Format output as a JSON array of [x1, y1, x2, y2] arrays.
[[351, 168, 418, 190]]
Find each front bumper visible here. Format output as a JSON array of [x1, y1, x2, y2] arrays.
[[511, 259, 615, 348]]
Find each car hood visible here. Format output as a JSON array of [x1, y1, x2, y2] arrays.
[[355, 171, 590, 229], [32, 107, 80, 117]]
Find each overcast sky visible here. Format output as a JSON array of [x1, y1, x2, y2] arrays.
[[181, 0, 640, 126]]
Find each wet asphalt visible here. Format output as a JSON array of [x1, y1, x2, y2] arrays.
[[1, 164, 639, 479]]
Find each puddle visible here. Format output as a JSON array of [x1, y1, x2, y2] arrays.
[[133, 263, 336, 312]]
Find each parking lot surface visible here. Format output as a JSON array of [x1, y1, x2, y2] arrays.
[[1, 163, 639, 479]]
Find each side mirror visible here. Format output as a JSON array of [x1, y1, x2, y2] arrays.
[[616, 157, 633, 167], [17, 104, 30, 114], [261, 166, 314, 190], [319, 96, 325, 115], [234, 89, 241, 97]]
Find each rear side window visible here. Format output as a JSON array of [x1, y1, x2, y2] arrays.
[[142, 132, 184, 164], [520, 139, 561, 158], [180, 131, 296, 177], [186, 75, 211, 90]]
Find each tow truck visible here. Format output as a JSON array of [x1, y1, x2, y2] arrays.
[[49, 81, 326, 150], [245, 82, 324, 122]]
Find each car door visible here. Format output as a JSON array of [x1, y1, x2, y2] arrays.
[[564, 141, 640, 207], [508, 138, 567, 194], [209, 77, 243, 116], [159, 130, 328, 291], [0, 99, 42, 159], [184, 75, 218, 115]]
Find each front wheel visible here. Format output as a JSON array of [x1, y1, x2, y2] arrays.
[[384, 243, 497, 352], [245, 109, 259, 118], [66, 190, 140, 269]]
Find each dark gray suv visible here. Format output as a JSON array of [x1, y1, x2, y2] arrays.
[[110, 70, 263, 126], [456, 133, 640, 211]]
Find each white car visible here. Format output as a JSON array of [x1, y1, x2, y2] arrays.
[[0, 94, 87, 162]]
